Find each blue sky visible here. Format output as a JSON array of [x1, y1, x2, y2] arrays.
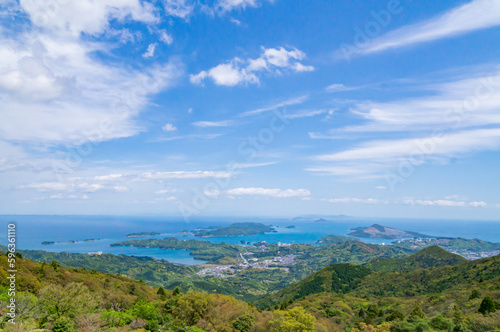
[[1, 0, 500, 220]]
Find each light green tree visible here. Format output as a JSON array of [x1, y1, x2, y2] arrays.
[[267, 307, 316, 332]]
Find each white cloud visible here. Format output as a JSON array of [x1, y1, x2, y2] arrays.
[[142, 171, 233, 179], [326, 83, 359, 92], [346, 72, 500, 133], [162, 123, 178, 132], [226, 187, 310, 198], [355, 0, 500, 55], [403, 197, 487, 207], [155, 189, 181, 194], [159, 30, 173, 45], [284, 109, 330, 119], [325, 197, 385, 204], [317, 128, 500, 162], [163, 0, 194, 19], [190, 47, 313, 87], [217, 0, 266, 12], [19, 181, 126, 193], [142, 43, 157, 58], [203, 189, 221, 197], [94, 174, 123, 181], [241, 95, 308, 117], [0, 7, 182, 146], [231, 162, 278, 169], [192, 120, 233, 127], [20, 0, 158, 37], [310, 68, 500, 177]]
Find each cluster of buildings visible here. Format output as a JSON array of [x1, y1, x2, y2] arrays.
[[447, 249, 500, 260], [196, 253, 298, 278]]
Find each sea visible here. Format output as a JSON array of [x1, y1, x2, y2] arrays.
[[1, 215, 499, 265]]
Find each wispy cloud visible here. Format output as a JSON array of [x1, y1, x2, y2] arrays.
[[325, 83, 360, 92], [284, 109, 332, 119], [216, 0, 271, 13], [142, 43, 157, 58], [226, 187, 310, 198], [403, 197, 487, 207], [241, 95, 308, 117], [324, 197, 386, 204], [142, 171, 233, 180], [163, 0, 194, 19], [162, 123, 178, 132], [0, 1, 182, 147], [354, 0, 500, 55], [192, 120, 234, 127]]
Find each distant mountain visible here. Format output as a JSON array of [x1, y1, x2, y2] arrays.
[[254, 263, 371, 309], [364, 245, 467, 272], [292, 215, 351, 221], [348, 224, 432, 239], [193, 222, 274, 237], [316, 234, 356, 244]]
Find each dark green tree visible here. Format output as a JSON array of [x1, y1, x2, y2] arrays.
[[478, 296, 497, 315], [52, 316, 75, 332], [408, 305, 426, 322]]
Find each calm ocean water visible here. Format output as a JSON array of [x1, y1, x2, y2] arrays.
[[1, 215, 499, 265]]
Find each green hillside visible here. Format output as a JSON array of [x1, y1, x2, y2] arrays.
[[2, 251, 500, 331], [364, 245, 467, 272], [254, 264, 372, 309]]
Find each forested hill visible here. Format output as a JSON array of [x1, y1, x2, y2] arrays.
[[253, 264, 372, 309], [2, 250, 500, 331], [364, 245, 468, 272], [255, 249, 500, 310]]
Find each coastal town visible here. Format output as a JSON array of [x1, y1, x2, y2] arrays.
[[196, 251, 298, 278]]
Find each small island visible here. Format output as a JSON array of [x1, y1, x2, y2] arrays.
[[126, 232, 162, 238], [317, 235, 356, 244], [41, 241, 55, 245], [193, 222, 275, 237], [348, 224, 432, 239]]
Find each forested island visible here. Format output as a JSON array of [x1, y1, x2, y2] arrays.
[[193, 222, 275, 237], [348, 224, 433, 239], [126, 231, 162, 237]]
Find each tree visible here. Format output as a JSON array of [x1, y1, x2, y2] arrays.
[[386, 310, 404, 322], [469, 290, 481, 300], [156, 287, 166, 299], [267, 307, 316, 332], [38, 283, 99, 320], [478, 296, 497, 315], [52, 316, 75, 332], [407, 305, 426, 322], [232, 313, 255, 332], [51, 260, 58, 271]]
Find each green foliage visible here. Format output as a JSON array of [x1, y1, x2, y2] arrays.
[[386, 310, 405, 322], [51, 316, 75, 332], [232, 313, 255, 331], [255, 263, 371, 308], [430, 315, 453, 331], [194, 222, 274, 237], [365, 246, 467, 273], [407, 305, 426, 322], [38, 283, 98, 319], [267, 307, 316, 332], [469, 289, 481, 300], [478, 296, 498, 315]]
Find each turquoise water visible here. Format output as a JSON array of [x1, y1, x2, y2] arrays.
[[1, 215, 499, 265]]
